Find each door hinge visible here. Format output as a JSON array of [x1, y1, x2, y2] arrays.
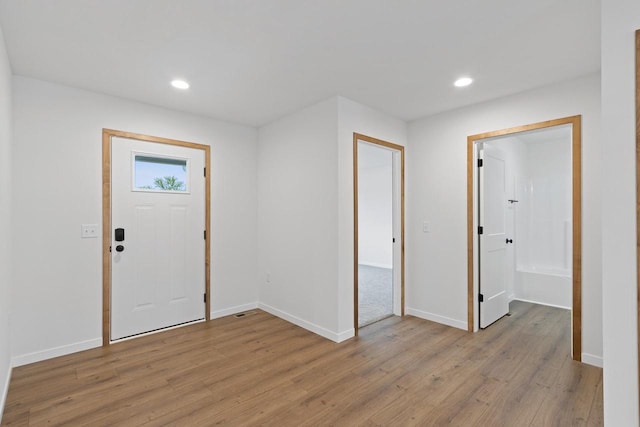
[[479, 293, 484, 302], [477, 159, 483, 167], [109, 246, 112, 253], [477, 226, 483, 235], [204, 293, 207, 303], [204, 230, 206, 240], [204, 167, 206, 177]]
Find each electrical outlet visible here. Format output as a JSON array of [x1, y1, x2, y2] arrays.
[[81, 224, 98, 238]]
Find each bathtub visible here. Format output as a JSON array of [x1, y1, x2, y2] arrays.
[[514, 266, 571, 309]]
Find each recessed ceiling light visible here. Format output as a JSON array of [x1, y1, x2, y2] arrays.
[[171, 79, 190, 89], [454, 77, 473, 88]]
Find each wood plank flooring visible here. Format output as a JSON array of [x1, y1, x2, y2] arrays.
[[1, 301, 603, 426]]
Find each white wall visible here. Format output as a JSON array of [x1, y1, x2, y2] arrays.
[[518, 137, 572, 273], [357, 143, 393, 268], [257, 96, 406, 340], [257, 98, 341, 339], [407, 74, 602, 362], [11, 76, 258, 364], [0, 23, 12, 423], [601, 0, 640, 423]]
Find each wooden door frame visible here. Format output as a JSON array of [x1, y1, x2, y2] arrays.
[[467, 115, 582, 361], [353, 133, 405, 335], [102, 129, 211, 346], [635, 28, 640, 413]]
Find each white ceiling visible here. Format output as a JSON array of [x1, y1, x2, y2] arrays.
[[484, 124, 572, 146], [515, 125, 572, 144], [0, 0, 600, 127]]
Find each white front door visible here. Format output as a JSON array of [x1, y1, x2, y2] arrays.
[[111, 137, 206, 340], [479, 145, 509, 328]]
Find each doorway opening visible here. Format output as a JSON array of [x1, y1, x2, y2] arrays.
[[102, 129, 211, 346], [467, 116, 582, 361], [353, 133, 404, 334]]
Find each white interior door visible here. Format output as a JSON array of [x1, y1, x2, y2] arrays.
[[479, 145, 509, 328], [392, 150, 402, 316], [357, 141, 395, 327], [111, 137, 205, 340]]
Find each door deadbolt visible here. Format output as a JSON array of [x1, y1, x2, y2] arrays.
[[115, 245, 125, 252]]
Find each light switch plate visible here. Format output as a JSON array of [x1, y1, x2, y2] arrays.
[[81, 224, 98, 238], [422, 221, 430, 233]]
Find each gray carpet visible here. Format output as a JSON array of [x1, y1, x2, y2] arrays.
[[358, 265, 393, 327]]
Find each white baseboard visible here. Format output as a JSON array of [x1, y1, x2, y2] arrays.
[[12, 338, 102, 367], [358, 262, 392, 269], [0, 364, 11, 425], [258, 303, 352, 343], [336, 328, 355, 343], [511, 298, 571, 311], [405, 307, 467, 331], [210, 302, 259, 320], [581, 353, 603, 368]]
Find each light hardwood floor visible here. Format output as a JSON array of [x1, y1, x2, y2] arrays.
[[2, 301, 602, 426]]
